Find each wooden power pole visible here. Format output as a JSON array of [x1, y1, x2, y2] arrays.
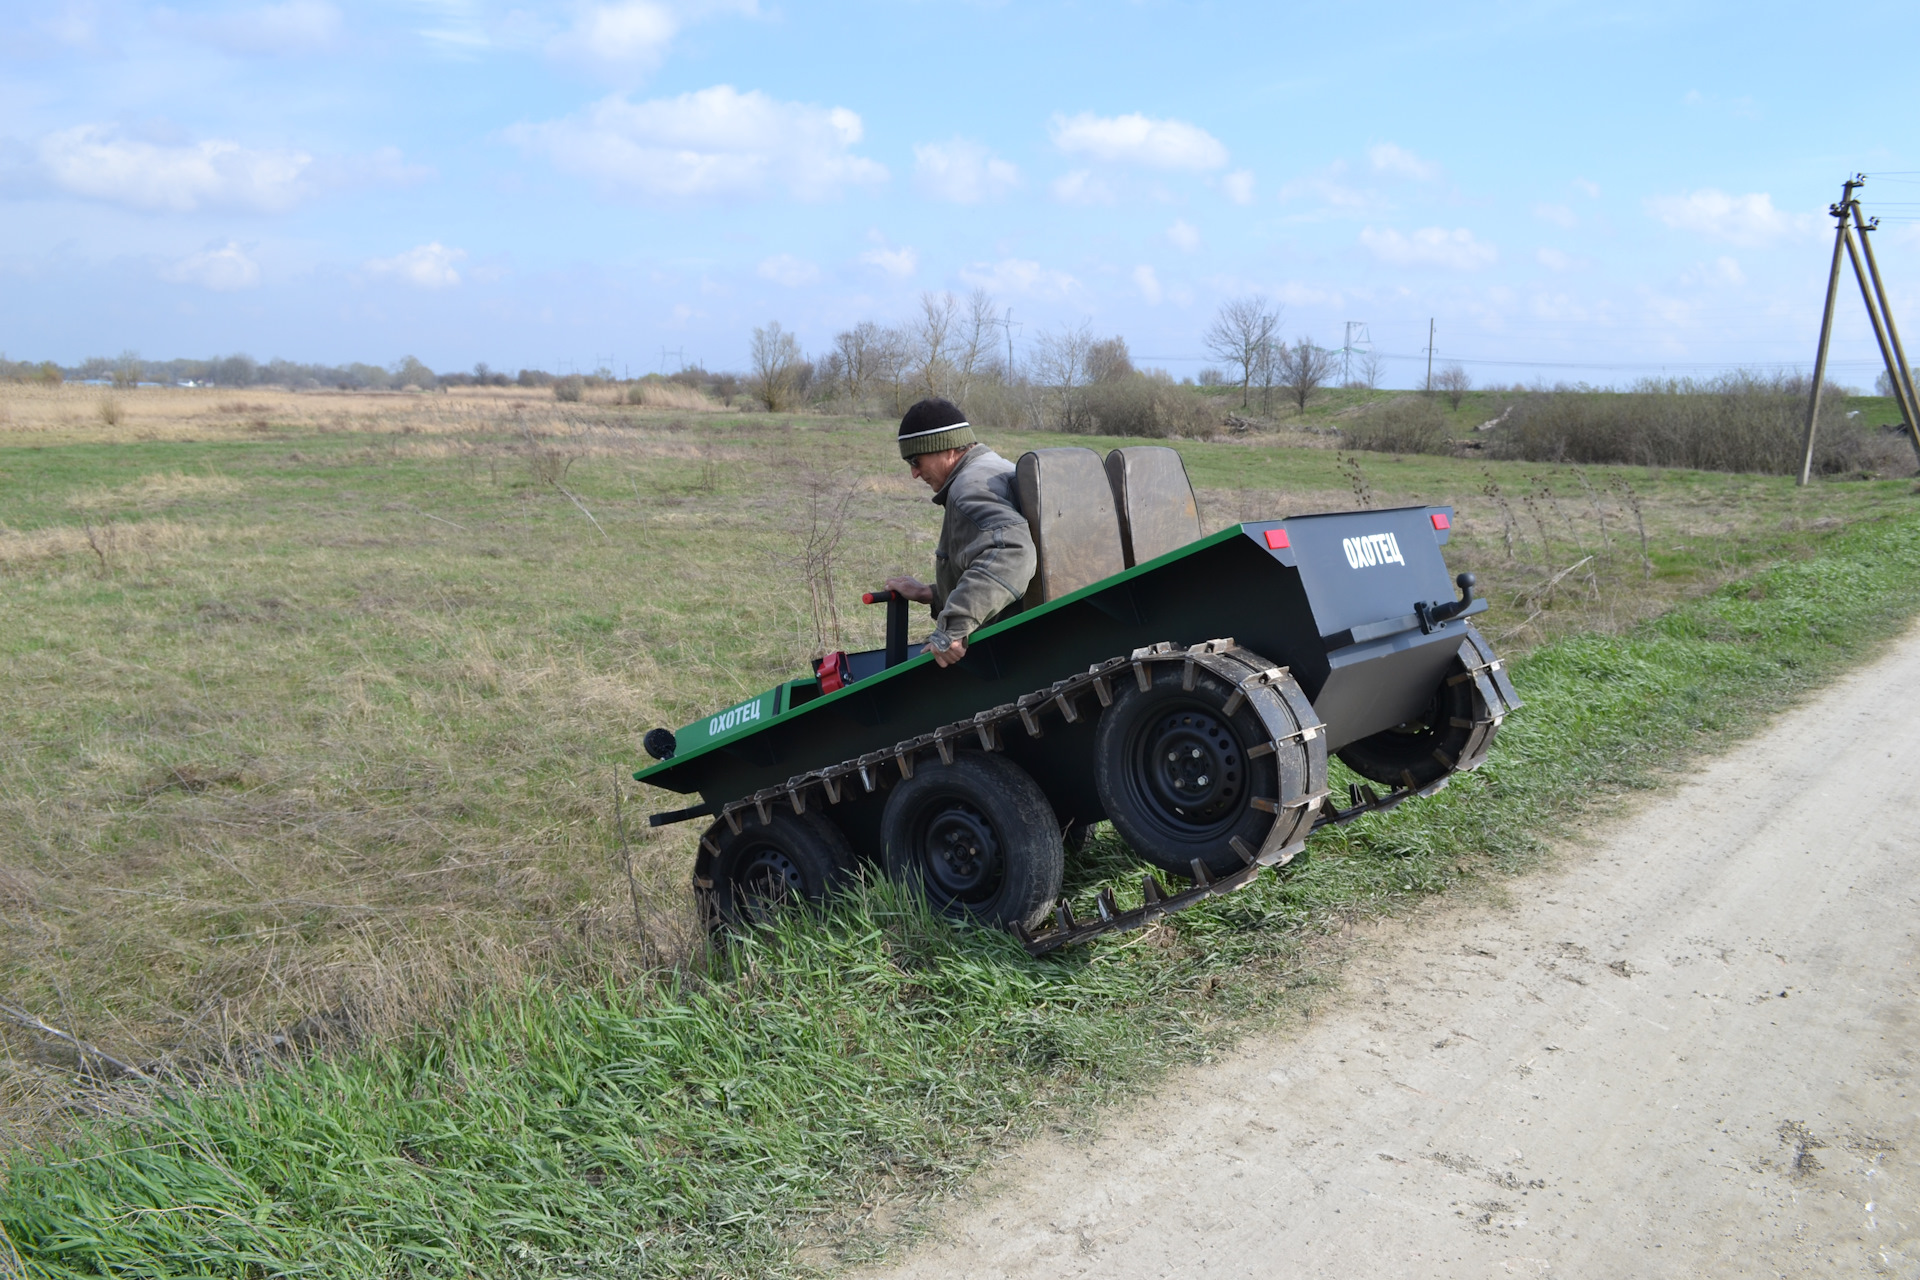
[[1799, 175, 1920, 484]]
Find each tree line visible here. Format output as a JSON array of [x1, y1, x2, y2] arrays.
[[4, 292, 1425, 437]]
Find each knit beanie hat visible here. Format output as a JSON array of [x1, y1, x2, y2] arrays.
[[897, 398, 976, 459]]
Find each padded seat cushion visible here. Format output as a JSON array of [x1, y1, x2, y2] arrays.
[[1014, 448, 1127, 605], [1104, 446, 1201, 566]]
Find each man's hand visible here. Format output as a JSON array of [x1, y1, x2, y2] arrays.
[[885, 575, 934, 605], [927, 635, 968, 667]]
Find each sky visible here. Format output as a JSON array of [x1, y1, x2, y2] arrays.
[[4, 0, 1919, 388]]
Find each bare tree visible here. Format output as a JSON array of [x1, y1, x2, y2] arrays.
[[1203, 295, 1283, 409], [1434, 363, 1472, 410], [1032, 321, 1094, 432], [1358, 347, 1385, 394], [1086, 335, 1133, 384], [833, 320, 888, 410], [1276, 337, 1335, 415], [1254, 336, 1278, 412], [952, 289, 998, 403], [913, 291, 958, 396], [875, 325, 913, 415], [749, 321, 805, 411]]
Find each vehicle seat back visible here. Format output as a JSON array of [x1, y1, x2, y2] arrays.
[[1104, 446, 1202, 566], [1014, 447, 1127, 606]]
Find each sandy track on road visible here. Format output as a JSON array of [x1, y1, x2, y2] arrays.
[[861, 627, 1920, 1279]]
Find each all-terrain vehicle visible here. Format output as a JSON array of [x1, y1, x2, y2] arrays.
[[635, 446, 1520, 953]]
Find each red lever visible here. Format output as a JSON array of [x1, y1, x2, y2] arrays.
[[815, 650, 850, 693]]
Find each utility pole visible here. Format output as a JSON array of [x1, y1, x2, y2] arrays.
[[1798, 178, 1857, 486], [1851, 201, 1920, 464], [1424, 318, 1436, 393], [1798, 176, 1920, 483], [1000, 307, 1021, 379]]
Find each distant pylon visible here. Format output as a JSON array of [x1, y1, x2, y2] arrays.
[[1340, 322, 1372, 386]]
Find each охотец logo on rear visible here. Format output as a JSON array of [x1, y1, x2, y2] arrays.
[[1342, 532, 1406, 569]]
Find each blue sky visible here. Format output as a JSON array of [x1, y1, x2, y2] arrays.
[[4, 0, 1918, 387]]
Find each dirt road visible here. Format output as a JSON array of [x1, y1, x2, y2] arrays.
[[862, 627, 1920, 1279]]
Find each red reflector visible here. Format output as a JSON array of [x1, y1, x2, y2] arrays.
[[1430, 512, 1451, 530], [1264, 528, 1290, 550]]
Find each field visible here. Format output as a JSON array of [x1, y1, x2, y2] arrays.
[[5, 382, 1920, 1274]]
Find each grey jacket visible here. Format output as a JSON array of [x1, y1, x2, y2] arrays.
[[929, 445, 1036, 646]]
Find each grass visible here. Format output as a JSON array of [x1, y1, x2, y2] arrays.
[[4, 384, 1920, 1275]]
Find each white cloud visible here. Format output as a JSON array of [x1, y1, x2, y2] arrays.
[[1167, 219, 1200, 252], [1368, 142, 1438, 180], [1359, 226, 1498, 270], [1277, 167, 1374, 213], [1133, 264, 1162, 304], [1049, 112, 1227, 171], [1051, 168, 1113, 205], [365, 242, 465, 288], [912, 138, 1018, 203], [1222, 169, 1254, 205], [1681, 255, 1746, 287], [1574, 178, 1601, 199], [161, 241, 261, 291], [757, 253, 818, 286], [1644, 189, 1808, 247], [37, 3, 105, 50], [505, 86, 886, 200], [1536, 247, 1573, 271], [1533, 202, 1577, 229], [158, 1, 344, 54], [957, 258, 1078, 299], [38, 124, 313, 212], [858, 244, 917, 278], [547, 2, 676, 80]]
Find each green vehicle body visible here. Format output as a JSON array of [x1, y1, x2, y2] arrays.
[[638, 506, 1497, 836]]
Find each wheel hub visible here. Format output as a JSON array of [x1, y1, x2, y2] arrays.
[[1141, 710, 1242, 825], [734, 847, 804, 919], [919, 804, 1003, 904]]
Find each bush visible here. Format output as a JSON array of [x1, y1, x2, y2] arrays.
[[1340, 395, 1454, 454], [553, 375, 585, 403], [961, 378, 1035, 432], [1076, 373, 1213, 438], [1485, 372, 1893, 475]]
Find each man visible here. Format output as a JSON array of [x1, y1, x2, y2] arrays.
[[883, 397, 1035, 668]]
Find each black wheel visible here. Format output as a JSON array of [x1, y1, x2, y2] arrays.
[[880, 752, 1063, 931], [1335, 667, 1477, 790], [1094, 661, 1279, 879], [710, 809, 856, 930]]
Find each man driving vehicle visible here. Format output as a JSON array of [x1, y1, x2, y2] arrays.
[[882, 397, 1035, 668]]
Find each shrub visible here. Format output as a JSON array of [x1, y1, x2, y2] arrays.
[[626, 381, 714, 410], [1340, 395, 1453, 454], [1484, 372, 1894, 475], [1078, 373, 1213, 438], [553, 375, 585, 403], [1434, 364, 1472, 409]]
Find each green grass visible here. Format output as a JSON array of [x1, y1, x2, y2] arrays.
[[10, 403, 1912, 1105], [8, 491, 1920, 1277]]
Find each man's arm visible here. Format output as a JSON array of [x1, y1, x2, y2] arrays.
[[929, 520, 1035, 653]]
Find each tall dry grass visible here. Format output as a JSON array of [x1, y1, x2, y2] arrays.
[[2, 399, 1913, 1155]]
